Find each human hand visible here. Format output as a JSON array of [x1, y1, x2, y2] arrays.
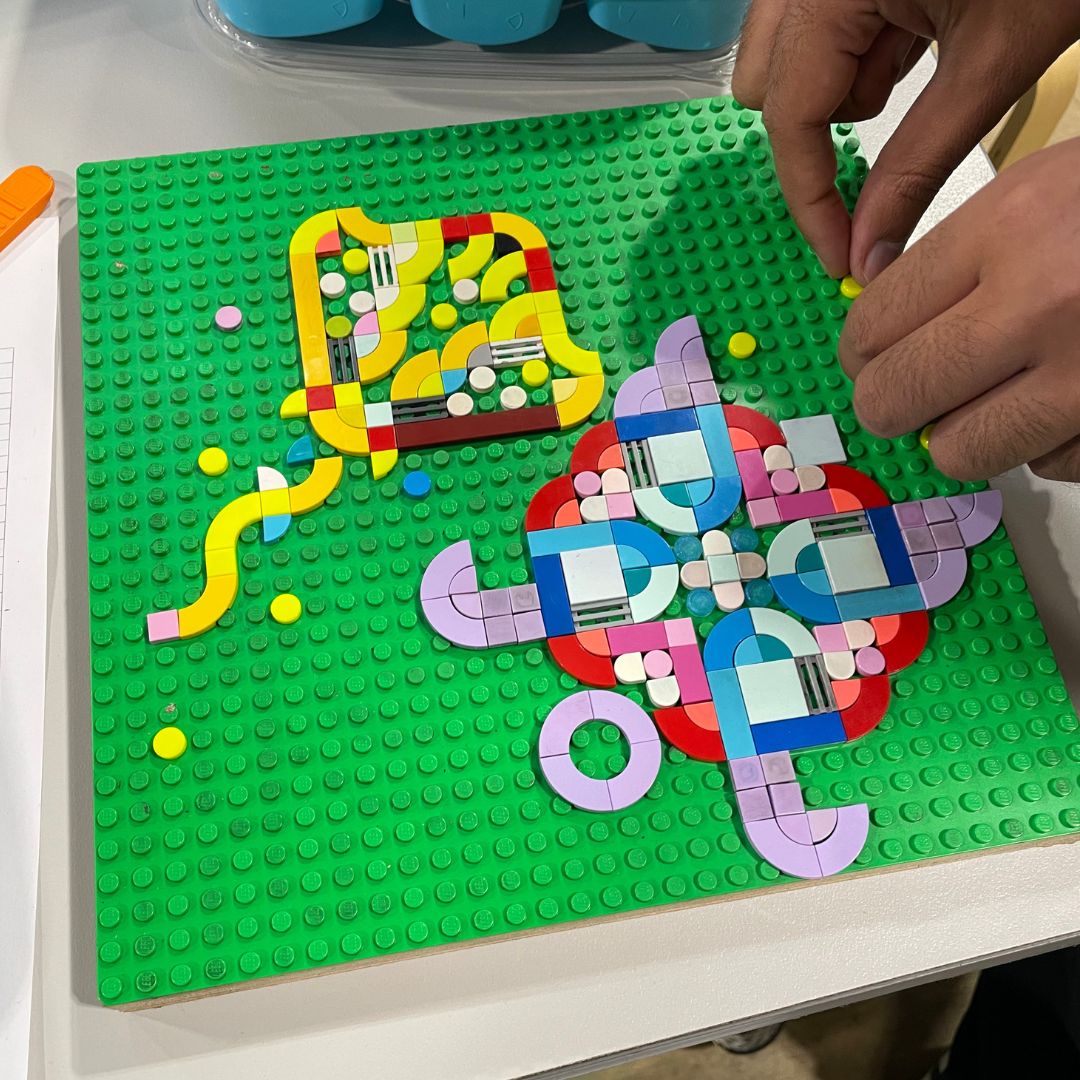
[[839, 138, 1080, 482], [733, 0, 1080, 282]]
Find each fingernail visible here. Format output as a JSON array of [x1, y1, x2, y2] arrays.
[[863, 241, 903, 282]]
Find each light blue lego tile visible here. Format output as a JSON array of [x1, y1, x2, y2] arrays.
[[527, 521, 614, 558], [770, 573, 841, 625], [262, 514, 291, 543], [706, 668, 756, 759], [734, 637, 763, 667], [703, 608, 756, 672], [696, 403, 738, 478], [835, 583, 924, 621]]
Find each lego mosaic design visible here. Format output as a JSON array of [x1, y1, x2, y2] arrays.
[[79, 98, 1080, 1006]]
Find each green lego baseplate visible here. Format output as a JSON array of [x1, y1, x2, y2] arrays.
[[78, 97, 1080, 1007]]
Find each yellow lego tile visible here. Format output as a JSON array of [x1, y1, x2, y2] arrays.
[[415, 218, 442, 243], [534, 290, 561, 314], [539, 310, 567, 336], [334, 382, 363, 407], [205, 546, 237, 578], [177, 574, 239, 638], [288, 456, 345, 514], [280, 389, 309, 419], [390, 220, 418, 245], [370, 449, 399, 480], [204, 492, 262, 554], [261, 488, 291, 519]]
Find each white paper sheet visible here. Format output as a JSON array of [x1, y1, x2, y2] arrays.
[[0, 214, 59, 1080]]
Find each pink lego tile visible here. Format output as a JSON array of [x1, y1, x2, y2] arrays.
[[147, 609, 180, 643], [665, 618, 698, 647], [813, 623, 849, 652], [769, 469, 799, 495], [608, 621, 669, 655], [669, 644, 710, 704], [854, 645, 886, 676], [747, 498, 781, 528], [775, 490, 836, 521], [606, 492, 637, 519], [736, 450, 772, 500], [573, 470, 602, 497]]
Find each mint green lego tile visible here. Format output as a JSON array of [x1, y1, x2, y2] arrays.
[[77, 98, 1080, 1007]]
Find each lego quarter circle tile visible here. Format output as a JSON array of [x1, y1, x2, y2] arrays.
[[76, 98, 1078, 1007]]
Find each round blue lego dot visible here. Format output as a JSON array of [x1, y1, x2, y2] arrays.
[[403, 470, 432, 499], [674, 536, 703, 564], [745, 579, 774, 606], [731, 526, 760, 553], [687, 588, 717, 618]]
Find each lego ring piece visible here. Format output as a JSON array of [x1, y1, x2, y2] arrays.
[[538, 689, 661, 812]]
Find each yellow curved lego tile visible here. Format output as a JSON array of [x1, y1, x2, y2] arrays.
[[290, 249, 332, 387], [479, 251, 527, 303], [440, 321, 489, 372], [397, 238, 445, 286], [280, 389, 310, 419], [391, 349, 441, 402], [289, 456, 345, 513], [489, 293, 539, 343], [338, 206, 392, 246], [310, 409, 370, 456], [418, 371, 445, 398], [289, 209, 340, 258], [489, 212, 547, 251], [555, 374, 604, 429], [357, 330, 407, 384], [371, 449, 399, 481], [377, 285, 427, 333], [545, 333, 603, 377], [553, 377, 578, 404], [205, 491, 263, 558], [178, 574, 239, 638], [448, 233, 494, 284]]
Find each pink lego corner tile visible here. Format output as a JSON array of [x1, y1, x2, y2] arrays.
[[147, 609, 180, 643], [354, 310, 380, 336], [606, 492, 637, 519], [665, 618, 698, 647], [807, 807, 838, 843], [747, 497, 781, 528], [814, 802, 870, 876], [814, 623, 849, 652], [744, 818, 823, 879]]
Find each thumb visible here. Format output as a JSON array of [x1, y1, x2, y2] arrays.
[[850, 40, 1027, 283]]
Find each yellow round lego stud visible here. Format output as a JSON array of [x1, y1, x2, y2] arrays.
[[325, 315, 353, 339], [728, 332, 757, 360], [521, 359, 550, 388], [342, 248, 369, 276], [270, 593, 302, 625], [152, 726, 187, 761], [840, 276, 864, 300], [919, 423, 936, 450], [431, 304, 459, 331], [197, 447, 228, 477]]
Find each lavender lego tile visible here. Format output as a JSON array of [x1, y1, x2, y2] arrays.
[[902, 525, 935, 555], [769, 781, 805, 817], [808, 807, 838, 843], [777, 812, 813, 845], [658, 361, 687, 387], [607, 737, 662, 810], [690, 381, 721, 406], [744, 818, 823, 879], [420, 539, 474, 600], [514, 609, 547, 642], [730, 755, 766, 791], [448, 565, 479, 596], [421, 596, 487, 649], [910, 552, 939, 582], [814, 802, 870, 876], [918, 548, 969, 609], [947, 493, 975, 520], [736, 785, 774, 823], [931, 521, 964, 551], [682, 357, 712, 382], [480, 588, 512, 617], [760, 750, 796, 784], [484, 614, 517, 646], [509, 583, 540, 613], [540, 754, 613, 812], [957, 491, 1003, 546], [612, 367, 662, 419], [922, 496, 954, 524], [451, 592, 483, 619], [538, 690, 595, 758], [662, 384, 694, 410], [894, 502, 926, 528], [681, 335, 708, 365], [654, 315, 702, 366], [588, 690, 658, 744]]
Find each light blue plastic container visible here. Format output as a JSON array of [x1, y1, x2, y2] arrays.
[[213, 0, 747, 50]]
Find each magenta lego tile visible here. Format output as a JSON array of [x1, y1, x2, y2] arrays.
[[665, 618, 698, 647], [670, 644, 711, 704], [769, 468, 799, 496], [608, 621, 669, 655], [736, 450, 772, 500], [775, 490, 836, 521]]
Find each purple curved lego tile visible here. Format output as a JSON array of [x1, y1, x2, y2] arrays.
[[744, 818, 823, 879], [420, 540, 475, 600], [538, 690, 595, 758], [917, 547, 969, 609], [451, 592, 483, 619], [778, 813, 813, 845], [541, 754, 613, 812], [958, 490, 1003, 547], [681, 336, 708, 365], [655, 315, 703, 365], [814, 802, 870, 876], [613, 367, 662, 419], [946, 493, 975, 520], [421, 596, 487, 649], [587, 690, 658, 744], [639, 388, 668, 414], [807, 807, 837, 843], [607, 737, 662, 810], [910, 552, 939, 582], [449, 565, 478, 596]]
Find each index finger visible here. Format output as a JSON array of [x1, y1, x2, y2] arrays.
[[762, 0, 885, 276]]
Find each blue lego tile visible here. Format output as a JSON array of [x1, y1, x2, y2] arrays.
[[770, 573, 841, 625], [798, 568, 833, 596], [706, 668, 756, 759], [692, 473, 742, 533], [617, 543, 648, 571], [442, 368, 468, 394], [609, 519, 677, 566], [703, 607, 756, 672], [623, 567, 651, 597], [262, 514, 291, 543], [835, 583, 924, 621], [532, 554, 575, 638], [614, 408, 698, 443], [696, 403, 738, 478], [286, 435, 315, 466], [734, 637, 763, 666], [527, 521, 614, 558], [751, 712, 846, 754], [867, 505, 917, 587]]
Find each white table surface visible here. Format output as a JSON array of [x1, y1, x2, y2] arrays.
[[4, 3, 1080, 1077]]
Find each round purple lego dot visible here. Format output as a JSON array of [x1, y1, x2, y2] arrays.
[[769, 468, 799, 495], [573, 470, 602, 497], [855, 646, 886, 676], [215, 305, 243, 332], [643, 649, 673, 679]]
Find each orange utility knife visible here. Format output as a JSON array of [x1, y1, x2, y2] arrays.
[[0, 165, 54, 256]]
